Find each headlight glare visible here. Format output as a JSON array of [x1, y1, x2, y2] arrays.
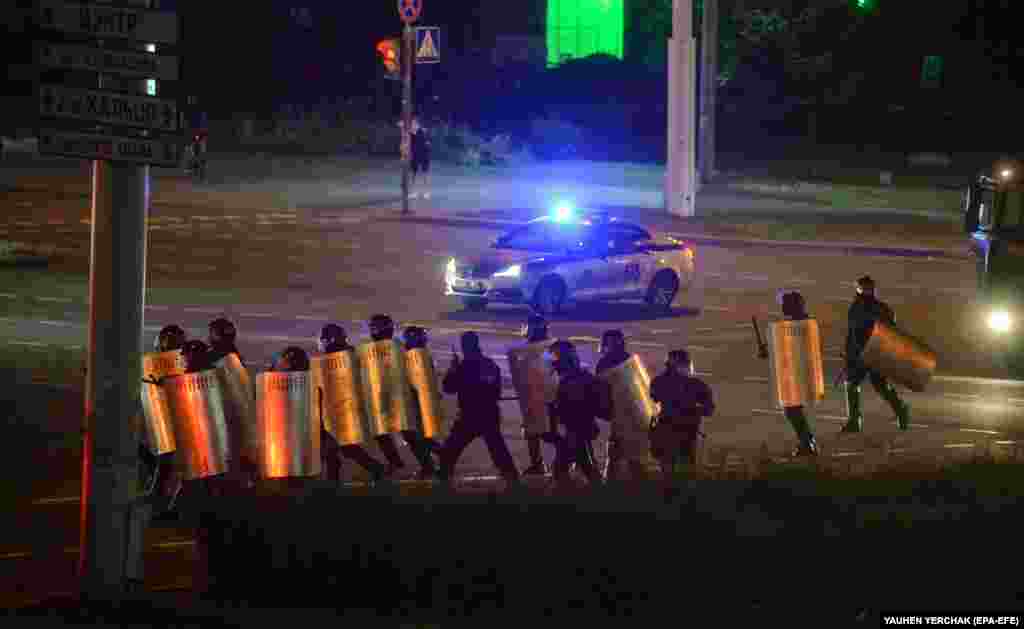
[[988, 310, 1012, 333], [493, 264, 521, 278]]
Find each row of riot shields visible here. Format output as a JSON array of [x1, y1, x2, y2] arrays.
[[139, 339, 449, 481]]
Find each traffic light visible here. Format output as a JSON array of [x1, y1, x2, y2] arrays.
[[376, 38, 401, 78], [853, 0, 878, 13]]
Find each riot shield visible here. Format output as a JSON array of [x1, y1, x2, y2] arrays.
[[767, 319, 826, 407], [310, 351, 371, 446], [406, 347, 447, 440], [213, 353, 256, 464], [507, 340, 557, 436], [140, 349, 185, 455], [255, 371, 320, 478], [861, 320, 937, 392], [357, 339, 416, 436], [598, 354, 659, 469], [163, 371, 232, 480]]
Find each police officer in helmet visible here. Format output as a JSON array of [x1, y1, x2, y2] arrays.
[[649, 349, 714, 481], [181, 339, 214, 374], [367, 314, 438, 480], [595, 329, 644, 481], [549, 340, 610, 486], [843, 276, 910, 432], [155, 324, 187, 353], [520, 312, 558, 476], [207, 318, 244, 366], [315, 324, 391, 483], [142, 325, 190, 519], [438, 332, 521, 487], [402, 325, 443, 466], [762, 291, 818, 456]]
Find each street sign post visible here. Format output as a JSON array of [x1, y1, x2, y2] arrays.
[[398, 0, 420, 214], [39, 129, 183, 167], [38, 1, 179, 44], [37, 41, 179, 81], [39, 84, 180, 133], [415, 27, 440, 64]]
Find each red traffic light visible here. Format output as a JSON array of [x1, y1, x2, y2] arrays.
[[376, 38, 400, 74]]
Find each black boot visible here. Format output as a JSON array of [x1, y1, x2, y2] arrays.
[[523, 435, 547, 476], [785, 407, 817, 456], [842, 384, 864, 433], [877, 381, 910, 430]]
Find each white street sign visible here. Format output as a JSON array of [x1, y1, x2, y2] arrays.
[[39, 84, 180, 133], [38, 128, 184, 167], [37, 42, 179, 81], [38, 1, 179, 45]]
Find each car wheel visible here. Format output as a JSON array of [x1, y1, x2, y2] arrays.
[[645, 271, 679, 312], [532, 277, 565, 315], [462, 298, 488, 312]]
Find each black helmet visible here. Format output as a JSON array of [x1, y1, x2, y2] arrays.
[[779, 291, 808, 320], [155, 324, 187, 352], [856, 276, 875, 295], [600, 329, 625, 355], [275, 346, 310, 372], [208, 318, 237, 347], [460, 331, 481, 355], [548, 340, 579, 372], [403, 326, 429, 350], [181, 340, 211, 373], [319, 324, 348, 353], [667, 349, 694, 375], [368, 314, 395, 341], [525, 312, 548, 342]]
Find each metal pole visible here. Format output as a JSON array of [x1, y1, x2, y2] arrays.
[[699, 0, 718, 184], [666, 0, 695, 217], [401, 23, 414, 215], [79, 9, 151, 600]]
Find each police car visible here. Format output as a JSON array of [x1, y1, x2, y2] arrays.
[[444, 205, 697, 314]]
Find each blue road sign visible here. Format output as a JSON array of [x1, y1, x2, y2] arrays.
[[415, 27, 440, 64]]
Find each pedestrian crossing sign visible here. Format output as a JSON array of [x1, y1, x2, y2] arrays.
[[415, 27, 441, 64]]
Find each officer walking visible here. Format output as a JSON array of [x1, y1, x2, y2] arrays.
[[367, 314, 438, 480], [649, 349, 714, 481], [142, 325, 189, 519], [437, 332, 521, 487], [842, 276, 911, 432], [594, 329, 648, 481], [519, 312, 559, 476], [759, 291, 818, 456], [548, 340, 611, 487], [208, 318, 244, 366], [316, 324, 391, 483], [402, 325, 443, 464]]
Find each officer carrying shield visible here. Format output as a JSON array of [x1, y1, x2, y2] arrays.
[[402, 326, 444, 460], [316, 324, 390, 483], [757, 291, 819, 456], [367, 314, 438, 480], [437, 332, 521, 486], [141, 325, 188, 518], [649, 349, 714, 480], [595, 329, 650, 481], [514, 312, 559, 476], [843, 276, 911, 432], [208, 318, 244, 366], [548, 340, 611, 486], [182, 339, 215, 373]]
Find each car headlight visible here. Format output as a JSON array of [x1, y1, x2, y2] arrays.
[[493, 264, 521, 278], [446, 258, 456, 280], [988, 310, 1012, 333]]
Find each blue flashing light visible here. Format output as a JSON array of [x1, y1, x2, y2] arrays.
[[553, 202, 574, 223]]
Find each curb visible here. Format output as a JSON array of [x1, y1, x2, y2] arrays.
[[375, 214, 968, 259]]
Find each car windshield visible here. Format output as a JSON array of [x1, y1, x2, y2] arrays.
[[497, 221, 598, 252]]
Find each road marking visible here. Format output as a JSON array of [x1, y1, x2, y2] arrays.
[[0, 551, 31, 560], [629, 341, 666, 349], [960, 428, 1001, 435], [933, 375, 1024, 387], [152, 540, 196, 549], [295, 315, 326, 321], [942, 393, 981, 400], [702, 305, 732, 311], [944, 443, 975, 449], [39, 320, 73, 327], [36, 296, 71, 303], [743, 376, 769, 382], [696, 327, 715, 332], [146, 305, 169, 311], [240, 312, 280, 318], [10, 341, 46, 347], [0, 293, 15, 298], [183, 307, 221, 314]]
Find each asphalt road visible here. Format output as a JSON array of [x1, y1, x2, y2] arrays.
[[1, 157, 1020, 600]]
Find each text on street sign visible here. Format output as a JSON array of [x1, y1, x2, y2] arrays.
[[37, 1, 179, 45], [398, 0, 422, 24], [37, 42, 179, 81], [39, 129, 184, 167], [39, 84, 180, 133]]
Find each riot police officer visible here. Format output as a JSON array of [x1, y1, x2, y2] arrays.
[[142, 325, 189, 519], [437, 332, 521, 486], [208, 318, 244, 366], [155, 324, 187, 353], [519, 312, 559, 476], [402, 325, 444, 458], [843, 276, 910, 432], [649, 349, 714, 480], [594, 329, 648, 481], [367, 314, 438, 480], [759, 291, 818, 456], [548, 340, 611, 486], [181, 339, 215, 373], [316, 324, 391, 483]]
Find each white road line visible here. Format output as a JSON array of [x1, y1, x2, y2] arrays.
[[294, 315, 326, 321], [36, 297, 71, 303], [933, 375, 1024, 387], [240, 312, 280, 318], [39, 320, 73, 327], [743, 376, 769, 382], [942, 393, 981, 400], [960, 428, 1001, 435], [146, 305, 169, 311], [10, 341, 46, 347], [629, 341, 666, 349], [702, 305, 732, 311], [0, 293, 15, 298], [696, 327, 715, 332], [182, 307, 221, 314], [944, 443, 975, 449]]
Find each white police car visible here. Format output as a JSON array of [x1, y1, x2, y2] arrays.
[[445, 206, 697, 314]]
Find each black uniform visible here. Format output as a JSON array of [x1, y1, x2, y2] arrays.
[[844, 292, 909, 432], [550, 368, 611, 485], [649, 369, 714, 474], [411, 127, 430, 174], [594, 347, 633, 480], [437, 352, 520, 484], [317, 341, 390, 482], [762, 291, 818, 456]]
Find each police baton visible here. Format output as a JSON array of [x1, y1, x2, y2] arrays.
[[751, 317, 769, 359]]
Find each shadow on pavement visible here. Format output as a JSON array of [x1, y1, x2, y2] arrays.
[[443, 302, 699, 325]]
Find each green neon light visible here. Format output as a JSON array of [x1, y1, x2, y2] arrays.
[[546, 0, 625, 67]]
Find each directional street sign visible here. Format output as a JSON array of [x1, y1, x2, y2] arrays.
[[415, 27, 440, 64], [38, 1, 180, 45], [398, 0, 422, 24], [37, 42, 179, 81], [38, 128, 183, 167], [39, 84, 180, 133]]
